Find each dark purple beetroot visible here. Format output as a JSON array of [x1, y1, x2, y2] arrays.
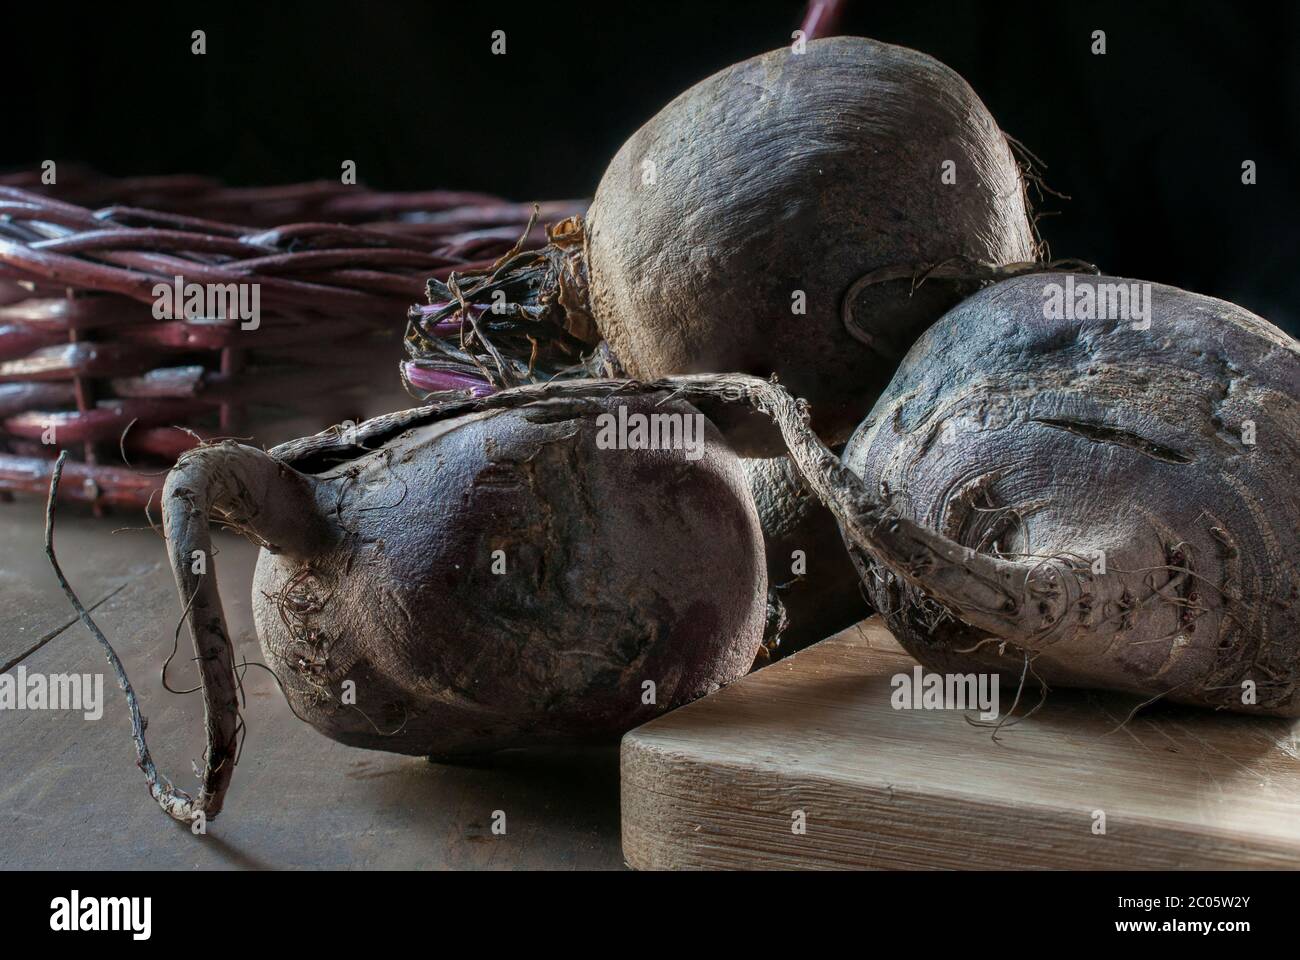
[[49, 386, 767, 824], [406, 35, 1039, 446]]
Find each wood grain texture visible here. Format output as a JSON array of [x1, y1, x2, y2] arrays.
[[621, 618, 1300, 870], [1, 507, 623, 870], [0, 506, 151, 670]]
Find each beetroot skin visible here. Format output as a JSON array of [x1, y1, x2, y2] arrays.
[[406, 36, 1039, 446], [585, 36, 1037, 443], [250, 393, 766, 757], [841, 275, 1300, 714], [657, 279, 1298, 716], [60, 387, 767, 824]]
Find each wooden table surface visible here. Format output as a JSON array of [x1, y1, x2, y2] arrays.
[[0, 503, 624, 870], [622, 619, 1300, 870], [12, 492, 1298, 871]]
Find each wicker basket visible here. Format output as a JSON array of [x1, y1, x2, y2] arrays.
[[0, 168, 581, 509]]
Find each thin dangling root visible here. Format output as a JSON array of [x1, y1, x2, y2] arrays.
[[1003, 132, 1074, 260], [45, 451, 234, 825]]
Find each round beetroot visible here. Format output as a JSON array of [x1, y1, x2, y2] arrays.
[[49, 387, 766, 824], [405, 35, 1039, 445], [839, 275, 1300, 714], [253, 392, 766, 757], [585, 35, 1036, 442]]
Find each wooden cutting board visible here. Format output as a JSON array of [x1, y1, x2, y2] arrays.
[[621, 617, 1300, 870]]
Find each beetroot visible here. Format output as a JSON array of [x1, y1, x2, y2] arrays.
[[654, 277, 1300, 716], [48, 388, 766, 823], [838, 276, 1300, 714], [405, 35, 1040, 445]]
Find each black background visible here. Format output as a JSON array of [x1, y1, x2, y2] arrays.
[[6, 0, 1298, 334]]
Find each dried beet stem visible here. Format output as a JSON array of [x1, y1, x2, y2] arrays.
[[403, 215, 604, 392]]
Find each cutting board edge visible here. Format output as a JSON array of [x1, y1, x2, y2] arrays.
[[620, 734, 1300, 871]]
